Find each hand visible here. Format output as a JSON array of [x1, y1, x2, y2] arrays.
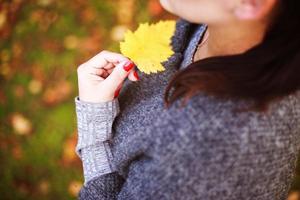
[[77, 50, 139, 103]]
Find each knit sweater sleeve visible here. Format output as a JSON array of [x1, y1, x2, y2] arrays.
[[77, 94, 299, 200], [75, 96, 198, 200], [74, 96, 120, 184], [76, 97, 217, 200]]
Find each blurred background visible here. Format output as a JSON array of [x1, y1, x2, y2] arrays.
[[0, 0, 299, 199]]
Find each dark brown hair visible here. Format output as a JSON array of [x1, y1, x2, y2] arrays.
[[164, 0, 300, 112]]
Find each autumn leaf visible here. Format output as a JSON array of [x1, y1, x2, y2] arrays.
[[68, 180, 82, 197], [120, 20, 176, 74], [11, 113, 32, 135]]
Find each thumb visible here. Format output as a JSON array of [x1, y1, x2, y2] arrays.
[[102, 60, 136, 91]]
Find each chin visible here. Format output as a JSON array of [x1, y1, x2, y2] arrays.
[[159, 0, 174, 14]]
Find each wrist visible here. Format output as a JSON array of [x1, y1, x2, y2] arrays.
[[74, 96, 120, 158], [78, 95, 115, 104]]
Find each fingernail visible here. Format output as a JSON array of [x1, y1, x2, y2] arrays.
[[123, 61, 135, 72], [114, 87, 121, 98], [133, 70, 139, 80]]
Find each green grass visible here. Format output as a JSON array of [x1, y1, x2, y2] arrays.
[[0, 0, 159, 199]]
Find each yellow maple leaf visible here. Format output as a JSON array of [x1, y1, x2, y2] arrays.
[[120, 20, 176, 74]]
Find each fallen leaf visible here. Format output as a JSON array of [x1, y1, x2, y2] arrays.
[[38, 180, 50, 194], [64, 35, 80, 50], [43, 80, 72, 106], [62, 135, 78, 165], [68, 180, 82, 197], [110, 25, 128, 42], [11, 113, 32, 135], [28, 79, 43, 95]]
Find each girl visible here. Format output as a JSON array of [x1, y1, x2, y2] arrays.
[[75, 0, 300, 199]]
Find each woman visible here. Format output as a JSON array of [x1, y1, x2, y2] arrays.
[[75, 0, 300, 199]]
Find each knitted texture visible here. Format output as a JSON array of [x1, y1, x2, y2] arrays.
[[75, 19, 300, 200], [75, 97, 120, 183]]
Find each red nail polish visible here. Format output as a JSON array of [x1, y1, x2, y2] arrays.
[[123, 61, 135, 72], [114, 88, 121, 98], [133, 71, 139, 80]]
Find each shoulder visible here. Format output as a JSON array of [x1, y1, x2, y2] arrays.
[[118, 92, 300, 199], [140, 92, 300, 198]]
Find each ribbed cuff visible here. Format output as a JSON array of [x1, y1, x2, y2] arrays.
[[74, 96, 120, 158], [81, 141, 117, 184]]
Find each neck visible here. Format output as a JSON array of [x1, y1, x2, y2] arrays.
[[196, 21, 268, 60]]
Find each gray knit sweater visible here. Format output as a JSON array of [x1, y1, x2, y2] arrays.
[[74, 19, 300, 200]]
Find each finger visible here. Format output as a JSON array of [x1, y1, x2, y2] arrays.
[[87, 73, 105, 82], [91, 68, 106, 76], [128, 69, 139, 82], [95, 69, 110, 78], [106, 68, 114, 74], [113, 81, 124, 98], [102, 70, 110, 78], [102, 60, 136, 91], [86, 50, 129, 69], [101, 62, 114, 71], [114, 83, 123, 99], [89, 68, 110, 79]]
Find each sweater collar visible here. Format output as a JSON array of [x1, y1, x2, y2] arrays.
[[162, 18, 201, 71]]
